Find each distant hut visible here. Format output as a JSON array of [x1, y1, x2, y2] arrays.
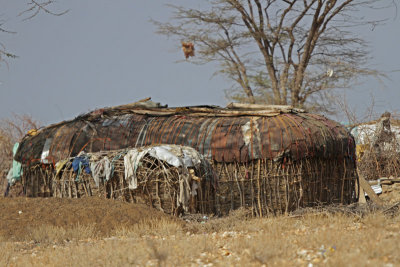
[[14, 101, 357, 215], [351, 112, 400, 180]]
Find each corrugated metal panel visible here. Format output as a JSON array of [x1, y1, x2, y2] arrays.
[[15, 107, 356, 165]]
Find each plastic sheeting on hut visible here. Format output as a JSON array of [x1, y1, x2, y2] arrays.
[[24, 145, 217, 216], [351, 113, 400, 153], [15, 101, 357, 215], [351, 112, 400, 180]]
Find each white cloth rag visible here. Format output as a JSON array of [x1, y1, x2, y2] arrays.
[[90, 156, 112, 187]]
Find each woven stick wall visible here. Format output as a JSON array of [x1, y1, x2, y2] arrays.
[[20, 151, 356, 216], [215, 158, 356, 216], [21, 149, 217, 216]]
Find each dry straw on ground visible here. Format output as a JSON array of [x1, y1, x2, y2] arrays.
[[1, 197, 400, 266]]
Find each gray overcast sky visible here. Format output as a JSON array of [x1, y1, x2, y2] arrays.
[[0, 0, 399, 125]]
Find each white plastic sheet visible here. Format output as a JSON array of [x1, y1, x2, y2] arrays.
[[123, 145, 207, 212], [123, 145, 203, 190]]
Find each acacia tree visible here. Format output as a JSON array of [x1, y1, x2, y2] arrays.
[[155, 0, 392, 111]]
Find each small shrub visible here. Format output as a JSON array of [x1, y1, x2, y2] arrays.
[[114, 218, 183, 238], [26, 224, 97, 245]]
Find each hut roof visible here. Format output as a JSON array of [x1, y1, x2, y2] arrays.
[[14, 101, 355, 165]]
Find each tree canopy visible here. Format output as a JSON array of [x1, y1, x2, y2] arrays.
[[155, 0, 393, 112]]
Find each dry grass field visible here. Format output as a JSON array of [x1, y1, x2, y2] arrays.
[[0, 183, 400, 267]]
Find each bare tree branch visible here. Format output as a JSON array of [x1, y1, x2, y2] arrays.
[[0, 1, 67, 69], [19, 1, 69, 21], [0, 114, 41, 172], [155, 0, 393, 112]]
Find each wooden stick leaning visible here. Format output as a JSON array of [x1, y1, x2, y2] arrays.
[[357, 171, 384, 206]]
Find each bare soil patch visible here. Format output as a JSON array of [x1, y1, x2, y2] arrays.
[[0, 197, 176, 240]]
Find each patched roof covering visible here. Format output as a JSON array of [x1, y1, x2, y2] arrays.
[[15, 101, 355, 165]]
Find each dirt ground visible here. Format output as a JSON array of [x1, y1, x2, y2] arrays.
[[0, 183, 399, 266], [381, 183, 400, 203], [0, 197, 177, 241]]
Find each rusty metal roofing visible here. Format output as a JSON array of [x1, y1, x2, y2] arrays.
[[14, 103, 355, 165]]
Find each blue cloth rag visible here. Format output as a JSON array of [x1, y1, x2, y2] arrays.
[[72, 156, 91, 174]]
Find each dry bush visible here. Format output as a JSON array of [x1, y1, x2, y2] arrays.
[[25, 224, 97, 245], [0, 114, 40, 171], [355, 126, 400, 180], [0, 114, 40, 192], [113, 217, 184, 238], [358, 141, 400, 180], [185, 207, 253, 234], [336, 95, 400, 180]]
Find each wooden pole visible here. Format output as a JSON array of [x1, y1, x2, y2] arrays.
[[257, 159, 263, 216], [357, 171, 384, 205]]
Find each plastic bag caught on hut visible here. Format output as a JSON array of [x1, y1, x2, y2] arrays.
[[123, 145, 209, 211], [90, 156, 112, 187], [7, 143, 23, 185]]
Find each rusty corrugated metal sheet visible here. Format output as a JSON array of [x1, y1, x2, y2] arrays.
[[15, 106, 355, 165]]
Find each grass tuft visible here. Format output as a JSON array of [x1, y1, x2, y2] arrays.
[[26, 223, 97, 244]]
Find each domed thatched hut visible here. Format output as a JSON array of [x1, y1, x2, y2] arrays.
[[15, 101, 357, 215]]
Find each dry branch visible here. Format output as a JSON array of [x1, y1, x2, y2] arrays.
[[155, 0, 392, 112]]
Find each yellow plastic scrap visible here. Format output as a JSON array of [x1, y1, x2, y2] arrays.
[[189, 168, 201, 181], [27, 129, 38, 136], [55, 159, 69, 177], [356, 144, 369, 162]]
